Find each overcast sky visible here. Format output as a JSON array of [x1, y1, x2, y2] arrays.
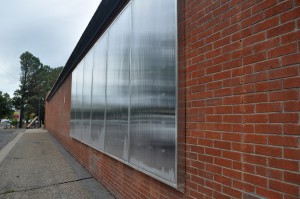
[[0, 0, 102, 96]]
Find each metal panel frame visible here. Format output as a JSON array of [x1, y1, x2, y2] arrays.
[[70, 0, 185, 192]]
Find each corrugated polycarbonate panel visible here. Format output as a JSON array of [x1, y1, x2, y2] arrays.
[[75, 62, 84, 140], [82, 53, 93, 145], [130, 0, 177, 184], [70, 67, 77, 138], [104, 4, 131, 161], [70, 0, 184, 190], [90, 33, 108, 150]]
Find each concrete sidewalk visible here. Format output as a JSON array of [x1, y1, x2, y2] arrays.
[[0, 129, 113, 199]]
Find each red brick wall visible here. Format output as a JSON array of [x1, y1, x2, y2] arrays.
[[46, 0, 300, 198]]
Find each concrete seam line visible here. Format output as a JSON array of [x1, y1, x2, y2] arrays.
[[0, 132, 23, 164], [0, 177, 94, 194]]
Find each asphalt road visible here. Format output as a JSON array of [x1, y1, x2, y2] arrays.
[[0, 129, 20, 150]]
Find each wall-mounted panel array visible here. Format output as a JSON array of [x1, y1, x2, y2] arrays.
[[70, 0, 183, 190]]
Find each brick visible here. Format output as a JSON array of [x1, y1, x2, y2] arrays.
[[256, 166, 283, 181], [233, 181, 255, 193], [265, 1, 293, 18], [223, 59, 242, 70], [269, 180, 299, 196], [223, 168, 242, 180], [223, 186, 242, 198], [223, 115, 242, 123], [269, 90, 299, 102], [281, 31, 300, 45], [242, 12, 264, 28], [213, 36, 231, 48], [215, 106, 233, 114], [254, 58, 280, 72], [232, 104, 255, 114], [243, 32, 265, 47], [223, 96, 242, 105], [212, 70, 231, 81], [207, 81, 223, 91], [223, 150, 242, 161], [256, 102, 282, 113], [252, 0, 277, 14], [205, 148, 221, 157], [284, 100, 300, 112], [214, 157, 232, 168], [255, 145, 282, 157], [206, 48, 222, 60], [253, 16, 279, 33], [244, 93, 268, 103], [206, 114, 222, 123], [256, 123, 284, 134], [243, 154, 268, 166], [268, 43, 297, 58], [269, 158, 299, 171], [284, 148, 300, 160], [243, 52, 266, 65], [283, 76, 300, 89], [253, 37, 280, 53], [213, 192, 231, 199], [268, 136, 299, 147], [267, 22, 295, 38], [232, 123, 254, 133], [214, 140, 231, 150], [204, 32, 221, 44], [206, 64, 222, 75], [206, 164, 222, 174], [232, 143, 254, 153], [214, 87, 232, 97], [214, 57, 232, 69], [256, 187, 283, 199], [191, 100, 205, 107], [244, 134, 267, 144], [206, 180, 222, 192], [232, 84, 255, 95], [206, 98, 222, 106], [268, 66, 298, 80], [233, 162, 255, 173], [244, 173, 268, 187], [284, 172, 300, 185], [244, 114, 268, 123], [281, 7, 300, 23], [269, 113, 299, 123], [284, 124, 300, 135], [214, 174, 232, 187], [222, 41, 242, 55], [256, 80, 282, 92]]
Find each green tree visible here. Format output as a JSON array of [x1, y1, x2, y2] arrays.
[[15, 51, 63, 127], [0, 91, 13, 119], [17, 51, 42, 127]]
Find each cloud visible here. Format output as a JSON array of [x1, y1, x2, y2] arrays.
[[0, 0, 101, 96]]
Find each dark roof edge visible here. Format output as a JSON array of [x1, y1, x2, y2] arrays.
[[46, 0, 129, 101]]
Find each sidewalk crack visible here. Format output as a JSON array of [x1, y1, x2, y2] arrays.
[[0, 177, 94, 195]]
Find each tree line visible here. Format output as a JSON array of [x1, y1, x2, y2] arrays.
[[0, 51, 63, 127]]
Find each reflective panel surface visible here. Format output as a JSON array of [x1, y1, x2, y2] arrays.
[[130, 0, 177, 183], [70, 0, 183, 189], [75, 62, 84, 140], [105, 4, 131, 161], [70, 67, 77, 138], [90, 33, 108, 150], [82, 53, 93, 145]]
